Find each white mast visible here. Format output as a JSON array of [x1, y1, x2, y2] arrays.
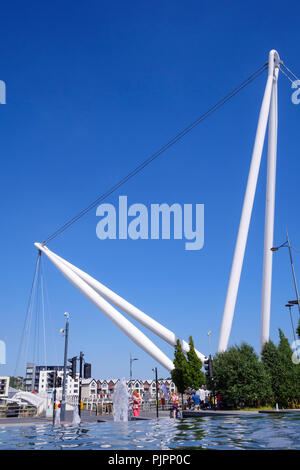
[[260, 59, 279, 350], [218, 50, 280, 353]]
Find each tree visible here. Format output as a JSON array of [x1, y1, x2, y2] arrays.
[[211, 343, 272, 407], [171, 339, 189, 395], [276, 329, 300, 407], [9, 376, 25, 390], [186, 336, 205, 390], [262, 330, 300, 408], [297, 319, 300, 339], [261, 340, 279, 404]]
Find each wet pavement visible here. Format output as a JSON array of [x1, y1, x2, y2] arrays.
[[0, 409, 171, 427]]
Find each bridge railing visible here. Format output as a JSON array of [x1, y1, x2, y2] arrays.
[[0, 404, 37, 418]]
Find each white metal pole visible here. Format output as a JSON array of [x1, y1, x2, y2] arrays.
[[218, 50, 280, 353], [61, 311, 69, 421], [42, 245, 207, 362], [260, 62, 279, 351], [34, 243, 174, 372]]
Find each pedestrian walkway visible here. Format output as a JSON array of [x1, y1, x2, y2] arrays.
[[0, 409, 172, 427]]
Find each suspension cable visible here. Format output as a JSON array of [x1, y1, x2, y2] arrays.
[[16, 250, 61, 376], [280, 67, 295, 84], [281, 62, 300, 82], [14, 252, 41, 376], [42, 63, 268, 245]]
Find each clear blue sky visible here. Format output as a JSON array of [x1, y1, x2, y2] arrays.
[[1, 0, 300, 380]]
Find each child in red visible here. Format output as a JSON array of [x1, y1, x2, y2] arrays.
[[132, 390, 141, 417]]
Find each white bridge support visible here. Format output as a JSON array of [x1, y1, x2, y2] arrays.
[[218, 50, 280, 353], [34, 50, 280, 362], [35, 243, 174, 372], [260, 63, 279, 350], [44, 245, 206, 362]]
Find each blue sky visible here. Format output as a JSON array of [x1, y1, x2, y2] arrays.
[[1, 0, 300, 380]]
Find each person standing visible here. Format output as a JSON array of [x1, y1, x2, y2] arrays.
[[191, 392, 200, 410], [171, 392, 179, 418], [132, 390, 141, 417]]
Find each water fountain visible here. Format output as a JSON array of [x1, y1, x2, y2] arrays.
[[72, 404, 81, 425], [113, 377, 130, 422], [54, 404, 61, 426]]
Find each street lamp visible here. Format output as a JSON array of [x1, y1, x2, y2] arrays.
[[207, 331, 212, 357], [129, 353, 138, 382], [271, 231, 300, 317]]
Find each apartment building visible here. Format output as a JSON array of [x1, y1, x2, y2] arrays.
[[0, 377, 9, 398], [81, 378, 98, 399], [96, 379, 176, 400], [25, 363, 79, 395]]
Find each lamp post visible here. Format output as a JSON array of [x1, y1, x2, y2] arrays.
[[152, 367, 159, 418], [129, 353, 138, 382], [207, 331, 212, 357], [78, 351, 84, 417], [271, 231, 300, 317], [60, 312, 69, 422], [52, 369, 58, 425]]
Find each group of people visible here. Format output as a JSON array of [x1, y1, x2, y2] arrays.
[[129, 387, 219, 419], [186, 387, 221, 410], [171, 388, 215, 417], [170, 389, 221, 417], [129, 389, 181, 419]]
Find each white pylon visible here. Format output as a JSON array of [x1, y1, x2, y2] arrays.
[[43, 245, 206, 362], [218, 50, 280, 353], [260, 61, 279, 351]]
